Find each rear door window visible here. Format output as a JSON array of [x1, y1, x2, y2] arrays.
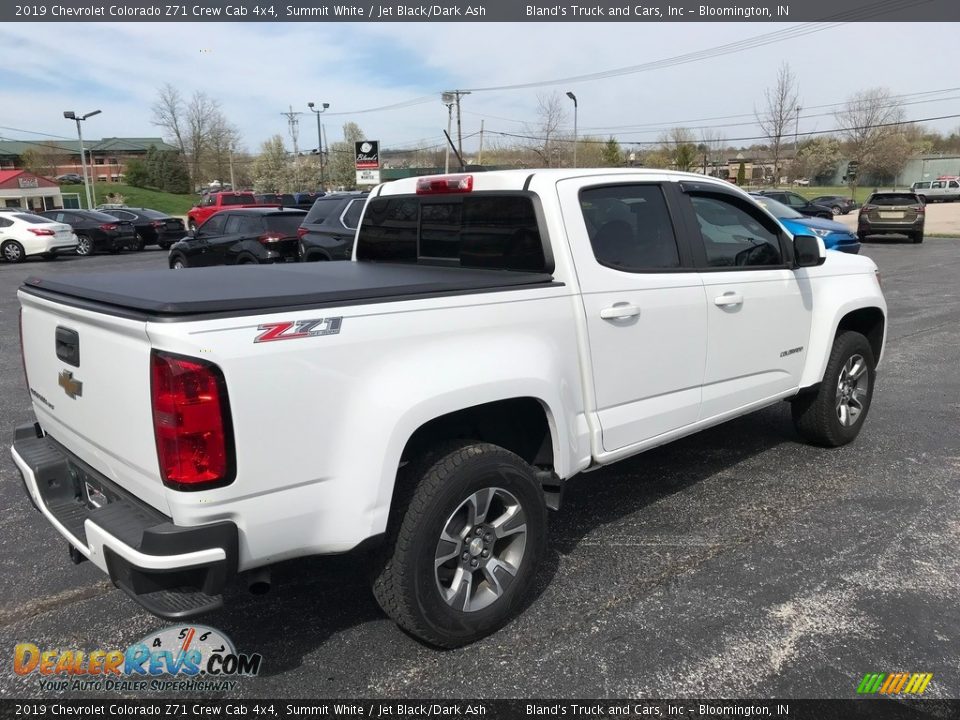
[[223, 215, 246, 234], [357, 193, 547, 272], [200, 214, 228, 235], [578, 184, 680, 270]]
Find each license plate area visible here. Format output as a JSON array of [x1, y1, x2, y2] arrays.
[[880, 212, 903, 219]]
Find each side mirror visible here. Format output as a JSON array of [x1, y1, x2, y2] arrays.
[[794, 233, 826, 268]]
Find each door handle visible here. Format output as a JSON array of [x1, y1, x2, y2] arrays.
[[600, 303, 641, 320], [713, 292, 744, 307]]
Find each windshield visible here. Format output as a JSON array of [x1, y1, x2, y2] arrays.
[[752, 195, 803, 219], [138, 209, 170, 219]]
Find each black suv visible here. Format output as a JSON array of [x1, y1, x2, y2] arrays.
[[298, 192, 368, 261], [38, 209, 136, 255], [97, 207, 186, 250], [754, 190, 833, 219], [168, 208, 307, 269]]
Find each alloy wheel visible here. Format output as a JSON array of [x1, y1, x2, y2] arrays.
[[434, 487, 528, 613], [836, 353, 869, 427]]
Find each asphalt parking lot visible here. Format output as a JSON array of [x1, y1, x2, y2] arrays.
[[1, 241, 958, 700]]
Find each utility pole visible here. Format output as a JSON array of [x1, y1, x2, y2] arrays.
[[228, 149, 236, 189], [478, 120, 485, 165], [281, 105, 302, 190], [63, 109, 100, 210]]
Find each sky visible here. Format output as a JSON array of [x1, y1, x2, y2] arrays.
[[1, 22, 958, 157]]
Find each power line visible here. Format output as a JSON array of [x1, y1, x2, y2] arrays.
[[486, 112, 960, 147]]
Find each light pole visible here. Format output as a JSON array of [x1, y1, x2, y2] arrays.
[[307, 101, 330, 190], [566, 92, 578, 168], [63, 109, 100, 209], [442, 92, 456, 173]]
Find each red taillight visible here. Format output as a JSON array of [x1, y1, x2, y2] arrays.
[[416, 174, 473, 194], [99, 223, 118, 232], [859, 205, 874, 214], [151, 220, 166, 228], [27, 228, 56, 236], [150, 351, 234, 489], [297, 226, 308, 239]]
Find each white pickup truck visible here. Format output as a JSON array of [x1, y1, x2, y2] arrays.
[[12, 169, 886, 647]]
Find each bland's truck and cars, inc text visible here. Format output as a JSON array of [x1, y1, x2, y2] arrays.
[[12, 169, 886, 647]]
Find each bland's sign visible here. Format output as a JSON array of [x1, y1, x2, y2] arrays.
[[355, 141, 380, 170]]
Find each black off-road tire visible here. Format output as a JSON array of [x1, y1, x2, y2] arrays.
[[792, 331, 876, 447], [372, 441, 547, 648]]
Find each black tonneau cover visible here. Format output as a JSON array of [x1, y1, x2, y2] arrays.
[[21, 262, 556, 318]]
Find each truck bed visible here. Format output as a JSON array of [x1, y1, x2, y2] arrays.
[[21, 262, 557, 319]]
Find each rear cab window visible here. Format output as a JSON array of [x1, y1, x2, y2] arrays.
[[867, 193, 920, 206], [357, 193, 548, 272], [221, 193, 256, 206]]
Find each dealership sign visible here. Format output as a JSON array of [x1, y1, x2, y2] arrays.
[[18, 177, 39, 189], [355, 141, 380, 170]]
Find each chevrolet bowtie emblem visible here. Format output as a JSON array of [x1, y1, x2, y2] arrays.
[[58, 370, 83, 399]]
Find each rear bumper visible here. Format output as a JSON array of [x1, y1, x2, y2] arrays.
[[859, 222, 923, 235], [11, 423, 237, 619]]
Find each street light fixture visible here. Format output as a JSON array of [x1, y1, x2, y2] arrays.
[[566, 92, 578, 168], [63, 109, 101, 210], [307, 101, 330, 190]]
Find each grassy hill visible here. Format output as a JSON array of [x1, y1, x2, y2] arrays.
[[60, 183, 196, 216]]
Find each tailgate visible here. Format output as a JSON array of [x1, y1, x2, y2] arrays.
[[19, 291, 169, 514]]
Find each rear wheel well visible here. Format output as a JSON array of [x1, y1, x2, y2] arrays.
[[836, 307, 884, 361], [401, 398, 554, 470]]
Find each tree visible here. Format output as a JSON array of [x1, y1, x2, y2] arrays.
[[755, 63, 800, 187], [700, 129, 726, 177], [252, 136, 291, 193], [793, 137, 842, 184], [736, 162, 746, 186], [327, 123, 366, 190], [660, 127, 697, 172], [834, 87, 905, 196], [124, 158, 149, 187], [151, 83, 187, 156], [206, 114, 241, 186], [600, 137, 622, 167], [185, 91, 221, 187], [19, 142, 67, 179], [524, 93, 569, 167], [862, 124, 926, 186]]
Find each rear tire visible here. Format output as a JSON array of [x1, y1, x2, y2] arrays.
[[912, 231, 924, 244], [134, 233, 146, 251], [2, 240, 26, 263], [831, 205, 841, 216], [792, 331, 876, 447], [170, 255, 187, 270], [372, 441, 547, 648], [75, 234, 93, 256]]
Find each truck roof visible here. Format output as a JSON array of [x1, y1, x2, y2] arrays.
[[375, 168, 736, 196]]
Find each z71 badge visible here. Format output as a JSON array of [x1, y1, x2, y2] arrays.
[[254, 317, 342, 343]]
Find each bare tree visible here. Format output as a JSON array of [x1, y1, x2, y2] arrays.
[[755, 63, 800, 187], [206, 114, 241, 186], [185, 91, 221, 187], [151, 83, 187, 155], [659, 127, 698, 172], [524, 93, 569, 167], [700, 129, 726, 178], [834, 87, 905, 195]]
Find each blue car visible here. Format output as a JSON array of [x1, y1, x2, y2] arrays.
[[751, 193, 860, 254]]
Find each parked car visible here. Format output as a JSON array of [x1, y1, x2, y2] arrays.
[[98, 207, 186, 250], [12, 169, 887, 647], [168, 207, 307, 268], [292, 191, 325, 209], [910, 177, 960, 203], [751, 194, 860, 254], [809, 195, 858, 215], [755, 190, 834, 219], [254, 193, 297, 207], [38, 209, 136, 255], [55, 173, 84, 184], [0, 212, 76, 262], [858, 191, 925, 243], [187, 191, 263, 231], [298, 192, 368, 261], [792, 178, 810, 186]]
